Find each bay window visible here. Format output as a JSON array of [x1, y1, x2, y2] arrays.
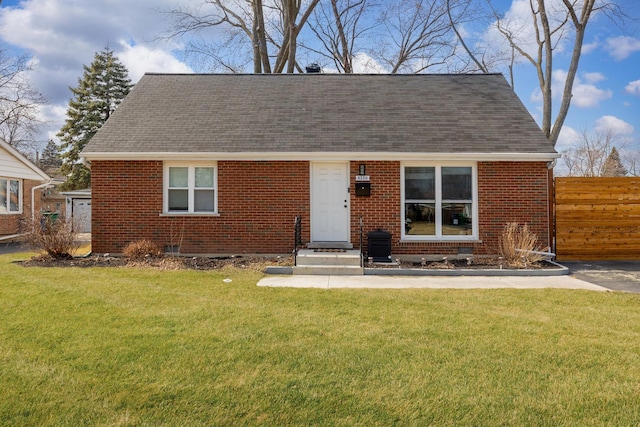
[[0, 178, 21, 214], [402, 164, 476, 240], [164, 163, 217, 214]]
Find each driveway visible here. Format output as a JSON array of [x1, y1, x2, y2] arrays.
[[0, 241, 28, 255], [561, 261, 640, 293]]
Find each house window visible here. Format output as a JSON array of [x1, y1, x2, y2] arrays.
[[402, 164, 476, 240], [164, 163, 217, 214], [0, 178, 21, 214]]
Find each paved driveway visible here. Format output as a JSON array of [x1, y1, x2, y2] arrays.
[[0, 241, 28, 255], [561, 261, 640, 293]]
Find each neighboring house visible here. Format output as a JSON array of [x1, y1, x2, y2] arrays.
[[61, 189, 92, 233], [41, 187, 67, 223], [0, 139, 53, 239], [82, 73, 559, 256]]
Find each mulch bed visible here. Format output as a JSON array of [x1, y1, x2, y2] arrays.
[[19, 254, 293, 271], [18, 253, 555, 270]]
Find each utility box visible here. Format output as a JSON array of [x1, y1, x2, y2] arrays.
[[367, 229, 392, 262]]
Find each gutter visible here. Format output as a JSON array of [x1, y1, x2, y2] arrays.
[[81, 151, 562, 162], [0, 233, 26, 242]]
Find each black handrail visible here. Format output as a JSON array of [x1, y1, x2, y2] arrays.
[[293, 215, 302, 266], [359, 215, 364, 267]]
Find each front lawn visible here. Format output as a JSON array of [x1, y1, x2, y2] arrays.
[[2, 251, 640, 426]]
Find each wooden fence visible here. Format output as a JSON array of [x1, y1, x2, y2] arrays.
[[555, 177, 640, 261]]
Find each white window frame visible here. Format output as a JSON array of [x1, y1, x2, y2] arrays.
[[0, 177, 22, 215], [163, 162, 218, 215], [401, 162, 478, 241]]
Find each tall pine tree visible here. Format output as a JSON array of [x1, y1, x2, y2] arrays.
[[602, 147, 627, 177], [57, 47, 132, 190], [39, 139, 62, 175]]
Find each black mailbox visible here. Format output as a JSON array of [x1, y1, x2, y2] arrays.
[[367, 229, 392, 262], [355, 183, 371, 196]]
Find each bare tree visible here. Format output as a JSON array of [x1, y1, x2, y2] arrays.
[[306, 0, 375, 73], [625, 152, 640, 177], [447, 0, 489, 73], [0, 48, 45, 155], [560, 129, 628, 177], [482, 0, 628, 147], [371, 0, 458, 74], [164, 0, 320, 73]]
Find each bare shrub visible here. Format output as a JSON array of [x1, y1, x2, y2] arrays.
[[167, 217, 185, 254], [21, 214, 78, 259], [498, 223, 547, 267], [122, 239, 163, 260]]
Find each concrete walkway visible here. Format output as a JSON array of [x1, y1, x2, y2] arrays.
[[258, 274, 608, 291]]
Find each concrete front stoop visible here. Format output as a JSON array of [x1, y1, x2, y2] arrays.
[[293, 249, 364, 275]]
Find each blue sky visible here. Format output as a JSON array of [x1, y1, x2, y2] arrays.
[[0, 0, 639, 166]]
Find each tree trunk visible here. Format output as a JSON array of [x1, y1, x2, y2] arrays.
[[549, 0, 596, 146]]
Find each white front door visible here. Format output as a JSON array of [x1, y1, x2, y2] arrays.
[[311, 162, 350, 242]]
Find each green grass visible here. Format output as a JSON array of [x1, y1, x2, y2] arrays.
[[2, 251, 640, 426]]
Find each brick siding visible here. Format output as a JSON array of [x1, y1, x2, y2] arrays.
[[91, 161, 309, 254], [351, 161, 550, 256], [90, 160, 550, 256], [0, 179, 43, 236]]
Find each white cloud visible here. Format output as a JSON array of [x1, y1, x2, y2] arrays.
[[0, 0, 192, 101], [40, 104, 68, 141], [626, 80, 640, 96], [118, 41, 193, 82], [555, 125, 581, 152], [352, 52, 387, 74], [594, 116, 635, 137], [321, 52, 388, 74], [571, 84, 613, 108], [0, 0, 195, 146], [543, 69, 612, 108], [605, 36, 640, 61], [581, 39, 600, 54], [583, 72, 605, 84]]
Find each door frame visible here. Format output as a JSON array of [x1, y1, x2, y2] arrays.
[[310, 161, 351, 243]]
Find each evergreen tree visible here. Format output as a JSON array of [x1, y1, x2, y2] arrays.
[[39, 139, 62, 174], [57, 47, 132, 190], [602, 147, 627, 177]]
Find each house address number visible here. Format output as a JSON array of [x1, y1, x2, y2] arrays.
[[355, 175, 370, 182]]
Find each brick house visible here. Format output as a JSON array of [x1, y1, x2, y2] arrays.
[[0, 139, 53, 239], [81, 73, 559, 257]]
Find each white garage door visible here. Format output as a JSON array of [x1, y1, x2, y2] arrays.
[[72, 199, 91, 233]]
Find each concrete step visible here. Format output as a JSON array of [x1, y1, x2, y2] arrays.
[[292, 265, 364, 276], [306, 242, 353, 250], [296, 249, 361, 267]]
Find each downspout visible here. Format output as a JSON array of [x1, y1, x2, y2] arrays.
[[547, 159, 557, 255], [31, 181, 53, 222], [31, 179, 63, 221]]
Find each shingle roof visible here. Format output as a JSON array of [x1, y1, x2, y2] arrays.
[[82, 73, 557, 160]]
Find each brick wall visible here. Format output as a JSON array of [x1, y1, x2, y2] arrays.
[[350, 161, 401, 251], [90, 160, 550, 256], [91, 160, 309, 254], [477, 162, 551, 254], [350, 161, 550, 256], [0, 179, 42, 236]]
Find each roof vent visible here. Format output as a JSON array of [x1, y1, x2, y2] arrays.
[[305, 63, 321, 73]]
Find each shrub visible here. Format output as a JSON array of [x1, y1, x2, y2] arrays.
[[498, 222, 547, 267], [122, 239, 163, 260], [21, 213, 78, 259]]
